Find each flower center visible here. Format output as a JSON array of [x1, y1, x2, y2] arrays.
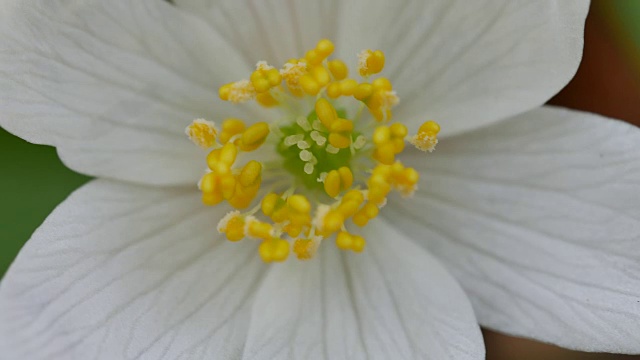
[[186, 39, 440, 262]]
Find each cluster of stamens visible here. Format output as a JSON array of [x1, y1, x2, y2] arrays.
[[186, 39, 440, 262]]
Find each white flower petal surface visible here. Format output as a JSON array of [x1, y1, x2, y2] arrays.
[[173, 0, 342, 67], [0, 180, 266, 360], [242, 221, 484, 360], [0, 0, 261, 186], [387, 106, 640, 353], [339, 0, 589, 136], [176, 0, 588, 137]]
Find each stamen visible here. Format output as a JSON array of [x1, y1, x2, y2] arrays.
[[219, 80, 256, 103], [358, 49, 385, 76], [410, 121, 441, 152], [185, 119, 217, 149], [189, 39, 439, 262]]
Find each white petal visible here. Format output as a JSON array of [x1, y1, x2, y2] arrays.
[[388, 107, 640, 353], [0, 180, 266, 359], [173, 0, 341, 66], [242, 221, 484, 360], [0, 0, 261, 186], [339, 0, 588, 136]]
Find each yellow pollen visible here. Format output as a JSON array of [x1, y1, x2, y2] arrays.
[[410, 120, 440, 152], [190, 39, 439, 262], [239, 122, 270, 151], [281, 60, 308, 96], [358, 49, 385, 77], [219, 80, 256, 103], [185, 119, 217, 149], [293, 237, 320, 260]]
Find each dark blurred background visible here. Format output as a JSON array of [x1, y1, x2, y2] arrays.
[[0, 0, 639, 358]]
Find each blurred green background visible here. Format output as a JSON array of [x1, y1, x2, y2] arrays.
[[1, 1, 639, 359], [0, 129, 90, 274]]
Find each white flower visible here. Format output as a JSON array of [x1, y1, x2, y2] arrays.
[[2, 1, 639, 359]]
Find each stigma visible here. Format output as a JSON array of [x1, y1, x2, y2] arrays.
[[186, 39, 440, 263]]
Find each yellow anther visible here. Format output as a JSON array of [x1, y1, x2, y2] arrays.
[[327, 59, 348, 80], [389, 123, 408, 138], [228, 182, 259, 209], [336, 231, 353, 250], [202, 192, 223, 206], [256, 92, 279, 107], [337, 199, 360, 218], [218, 211, 246, 241], [373, 125, 391, 145], [323, 211, 344, 234], [372, 77, 392, 91], [410, 120, 440, 152], [391, 138, 405, 153], [249, 61, 282, 93], [285, 223, 303, 238], [247, 219, 274, 240], [200, 172, 219, 194], [335, 231, 365, 252], [240, 122, 270, 151], [219, 142, 238, 165], [250, 71, 271, 93], [403, 167, 419, 184], [367, 174, 391, 205], [374, 142, 396, 165], [330, 118, 354, 133], [220, 80, 256, 103], [343, 189, 365, 203], [287, 194, 311, 214], [363, 202, 379, 218], [293, 238, 318, 260], [305, 49, 323, 66], [219, 118, 246, 144], [373, 163, 393, 178], [206, 148, 227, 174], [324, 170, 341, 198], [316, 39, 335, 57], [352, 235, 366, 252], [185, 119, 217, 149], [338, 166, 353, 189], [300, 74, 320, 95], [259, 238, 290, 262], [219, 173, 237, 200], [353, 201, 379, 227], [281, 61, 308, 96], [211, 161, 231, 176], [315, 98, 337, 129], [261, 193, 280, 216], [390, 161, 404, 175], [219, 83, 232, 101], [288, 212, 311, 226], [354, 83, 374, 100], [358, 49, 385, 76], [271, 206, 289, 223], [326, 82, 342, 98], [367, 90, 399, 122], [418, 120, 441, 135], [239, 160, 262, 187], [352, 211, 369, 227], [265, 68, 282, 86], [311, 66, 331, 87], [328, 133, 351, 149], [339, 79, 358, 96]]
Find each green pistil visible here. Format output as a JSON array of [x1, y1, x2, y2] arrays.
[[277, 108, 356, 192]]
